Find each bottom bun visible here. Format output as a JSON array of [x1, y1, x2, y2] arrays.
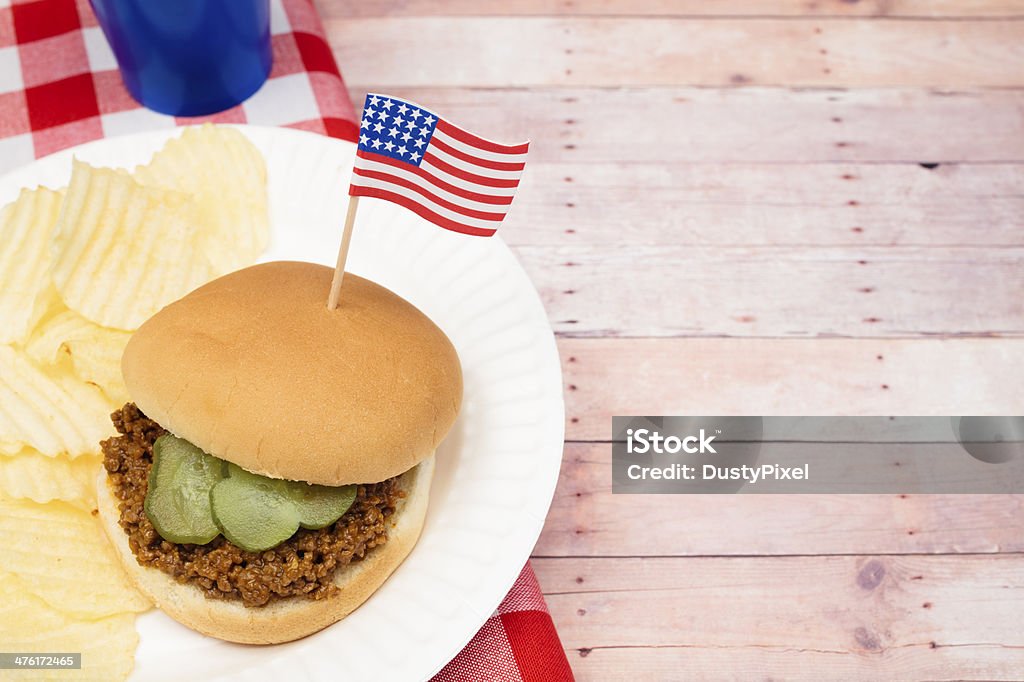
[[96, 456, 434, 645]]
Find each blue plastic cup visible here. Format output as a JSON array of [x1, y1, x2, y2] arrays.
[[88, 0, 272, 117]]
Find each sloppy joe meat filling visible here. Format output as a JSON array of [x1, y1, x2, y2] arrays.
[[101, 403, 403, 607]]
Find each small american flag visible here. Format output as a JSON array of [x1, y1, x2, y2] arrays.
[[350, 93, 529, 237]]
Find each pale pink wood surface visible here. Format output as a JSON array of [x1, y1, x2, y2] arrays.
[[320, 2, 1024, 678]]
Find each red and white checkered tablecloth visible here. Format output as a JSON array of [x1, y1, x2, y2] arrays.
[[435, 563, 574, 682], [0, 1, 574, 680], [0, 0, 359, 170]]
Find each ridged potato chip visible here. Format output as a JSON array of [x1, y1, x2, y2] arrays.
[[0, 500, 150, 620], [50, 160, 217, 330], [23, 305, 94, 363], [136, 124, 269, 273], [26, 308, 131, 405], [0, 573, 138, 681], [0, 187, 63, 344], [0, 450, 101, 509], [0, 346, 114, 457]]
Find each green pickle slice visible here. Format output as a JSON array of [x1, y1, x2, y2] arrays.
[[280, 480, 357, 530], [145, 435, 361, 552], [210, 464, 302, 552], [144, 434, 224, 545]]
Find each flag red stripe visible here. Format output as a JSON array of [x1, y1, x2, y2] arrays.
[[355, 150, 513, 205], [436, 119, 530, 155], [429, 136, 527, 171], [422, 152, 521, 188], [352, 167, 508, 221], [349, 185, 498, 237], [352, 160, 510, 214]]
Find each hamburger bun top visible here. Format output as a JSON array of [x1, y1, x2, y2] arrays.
[[121, 261, 462, 485]]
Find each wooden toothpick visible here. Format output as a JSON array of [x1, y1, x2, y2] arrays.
[[327, 195, 360, 310]]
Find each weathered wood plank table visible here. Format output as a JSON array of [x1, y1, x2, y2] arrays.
[[321, 1, 1024, 678]]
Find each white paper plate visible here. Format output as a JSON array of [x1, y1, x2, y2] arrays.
[[0, 126, 564, 682]]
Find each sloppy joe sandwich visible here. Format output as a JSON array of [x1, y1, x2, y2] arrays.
[[96, 261, 462, 644]]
